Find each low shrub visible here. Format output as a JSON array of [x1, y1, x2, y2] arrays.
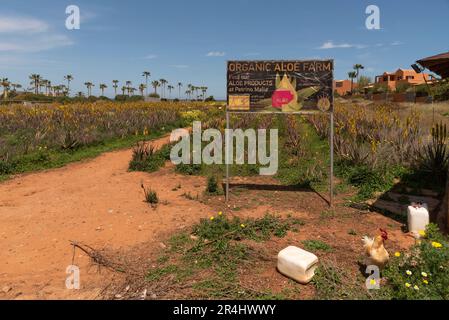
[[336, 162, 406, 201], [129, 142, 171, 172], [175, 163, 202, 175], [416, 122, 449, 185], [141, 183, 159, 206], [206, 175, 220, 194], [379, 224, 449, 300]]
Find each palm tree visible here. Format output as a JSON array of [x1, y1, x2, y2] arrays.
[[64, 75, 73, 95], [167, 85, 174, 99], [11, 83, 22, 92], [39, 79, 47, 95], [177, 82, 183, 99], [187, 84, 193, 100], [42, 79, 52, 95], [139, 83, 147, 96], [112, 80, 119, 96], [129, 87, 136, 96], [125, 81, 132, 96], [159, 79, 167, 98], [121, 86, 126, 95], [1, 78, 11, 99], [99, 83, 108, 96], [201, 86, 208, 100], [53, 85, 64, 96], [195, 86, 200, 99], [47, 80, 53, 95], [60, 85, 68, 96], [151, 80, 160, 96], [84, 82, 94, 96], [142, 71, 151, 96], [29, 74, 42, 95], [46, 80, 53, 96], [348, 71, 357, 95], [353, 64, 364, 92], [77, 91, 84, 98]]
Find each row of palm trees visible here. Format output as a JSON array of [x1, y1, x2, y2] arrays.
[[1, 71, 209, 101], [0, 78, 22, 99]]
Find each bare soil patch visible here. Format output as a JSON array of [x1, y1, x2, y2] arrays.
[[0, 135, 415, 300]]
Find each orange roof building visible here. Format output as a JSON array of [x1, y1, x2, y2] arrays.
[[374, 69, 432, 90]]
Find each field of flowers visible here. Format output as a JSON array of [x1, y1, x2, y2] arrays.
[[310, 102, 424, 168], [0, 101, 218, 176], [308, 101, 449, 200]]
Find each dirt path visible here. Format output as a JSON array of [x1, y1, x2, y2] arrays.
[[0, 133, 417, 300], [0, 134, 214, 300]]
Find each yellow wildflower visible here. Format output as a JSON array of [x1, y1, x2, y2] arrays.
[[423, 280, 429, 285], [421, 272, 428, 278], [431, 242, 443, 248], [370, 279, 376, 285], [394, 252, 401, 257], [414, 285, 419, 291], [418, 230, 426, 237], [240, 224, 246, 228], [405, 283, 411, 288], [210, 217, 215, 221], [406, 270, 412, 276], [218, 211, 223, 216]]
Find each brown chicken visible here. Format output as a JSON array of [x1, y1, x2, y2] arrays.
[[362, 229, 390, 268]]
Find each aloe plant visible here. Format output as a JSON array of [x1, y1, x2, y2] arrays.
[[418, 122, 449, 183]]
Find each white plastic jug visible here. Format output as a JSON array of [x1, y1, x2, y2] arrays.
[[277, 246, 318, 284], [407, 202, 429, 238]]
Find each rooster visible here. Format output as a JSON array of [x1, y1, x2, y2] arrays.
[[362, 229, 390, 269]]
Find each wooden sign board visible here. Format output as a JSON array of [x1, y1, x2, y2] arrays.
[[227, 60, 333, 113]]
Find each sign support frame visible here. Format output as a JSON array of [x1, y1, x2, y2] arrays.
[[224, 109, 334, 208], [225, 59, 334, 207]]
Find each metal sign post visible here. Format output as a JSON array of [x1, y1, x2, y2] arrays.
[[329, 111, 334, 208], [225, 110, 230, 202], [224, 110, 334, 208], [225, 60, 334, 207]]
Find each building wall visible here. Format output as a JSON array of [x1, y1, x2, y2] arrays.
[[375, 69, 430, 90], [334, 80, 357, 95]]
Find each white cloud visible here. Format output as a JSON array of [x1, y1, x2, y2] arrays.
[[391, 41, 403, 46], [0, 16, 49, 34], [317, 41, 367, 50], [206, 51, 225, 57], [0, 15, 73, 53], [144, 54, 158, 59], [80, 10, 97, 23], [0, 34, 73, 53]]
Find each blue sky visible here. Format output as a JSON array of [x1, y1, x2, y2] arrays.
[[1, 0, 448, 99]]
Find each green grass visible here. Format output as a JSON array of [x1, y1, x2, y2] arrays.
[[145, 213, 303, 299], [312, 261, 368, 300], [0, 126, 176, 181], [171, 115, 331, 194], [302, 239, 333, 252], [276, 116, 330, 190]]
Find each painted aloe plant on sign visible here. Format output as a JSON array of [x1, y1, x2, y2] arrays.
[[227, 60, 333, 113]]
